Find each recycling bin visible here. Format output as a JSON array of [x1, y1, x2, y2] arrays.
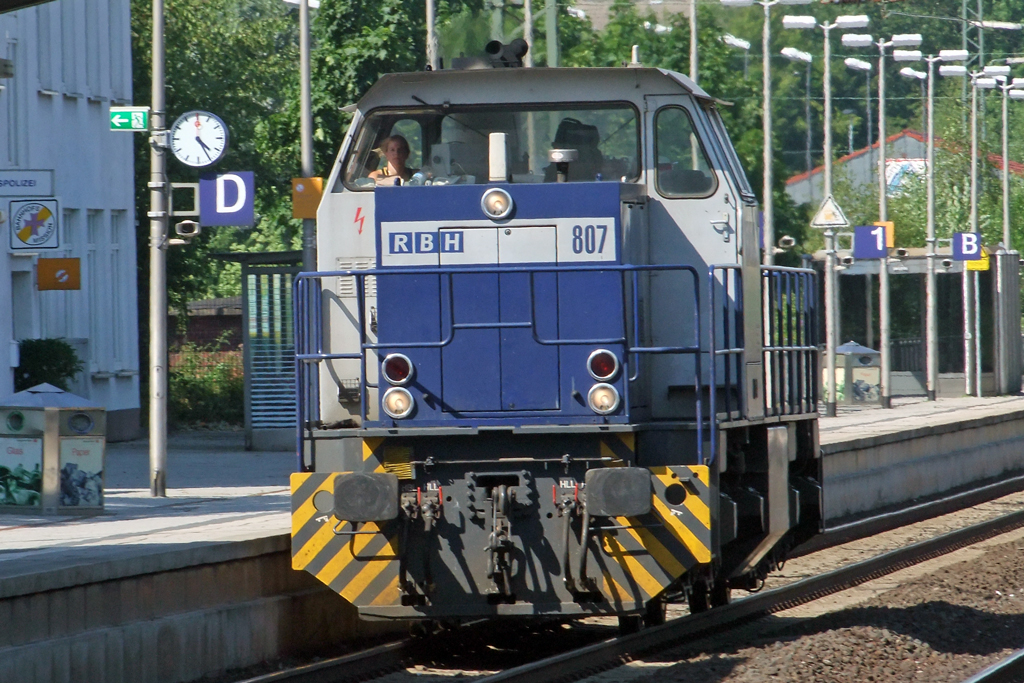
[[835, 341, 881, 404], [0, 383, 105, 514]]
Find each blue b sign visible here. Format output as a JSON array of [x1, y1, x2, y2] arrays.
[[199, 171, 254, 227], [853, 225, 888, 259], [953, 232, 982, 260]]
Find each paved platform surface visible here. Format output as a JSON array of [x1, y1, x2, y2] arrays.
[[818, 395, 1024, 448], [3, 396, 1024, 596], [0, 430, 294, 597]]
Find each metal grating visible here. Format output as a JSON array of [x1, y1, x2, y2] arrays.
[[245, 267, 298, 430]]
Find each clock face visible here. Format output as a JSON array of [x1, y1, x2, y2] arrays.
[[170, 111, 229, 167]]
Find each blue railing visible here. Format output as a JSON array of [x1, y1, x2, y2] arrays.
[[294, 263, 706, 471], [709, 264, 819, 465]]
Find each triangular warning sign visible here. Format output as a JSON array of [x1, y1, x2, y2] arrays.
[[810, 194, 850, 229]]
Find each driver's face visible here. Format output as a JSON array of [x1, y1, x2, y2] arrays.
[[384, 141, 409, 167]]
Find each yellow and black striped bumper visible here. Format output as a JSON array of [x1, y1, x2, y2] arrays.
[[290, 434, 714, 618]]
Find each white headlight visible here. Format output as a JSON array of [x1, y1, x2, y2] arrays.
[[481, 188, 513, 220], [587, 383, 621, 415], [382, 387, 415, 419]]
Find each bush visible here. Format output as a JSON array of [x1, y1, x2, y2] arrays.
[[15, 338, 84, 392], [168, 340, 244, 426]]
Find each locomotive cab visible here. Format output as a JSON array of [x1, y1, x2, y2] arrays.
[[291, 64, 822, 625]]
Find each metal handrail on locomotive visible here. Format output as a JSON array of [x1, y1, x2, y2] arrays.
[[291, 42, 822, 628]]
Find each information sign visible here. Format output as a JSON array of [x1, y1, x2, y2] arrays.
[[810, 195, 850, 229], [8, 198, 60, 250], [199, 171, 254, 227], [109, 106, 150, 132], [853, 225, 888, 259], [953, 232, 983, 261]]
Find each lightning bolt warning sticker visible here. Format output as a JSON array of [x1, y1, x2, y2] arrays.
[[354, 207, 365, 235]]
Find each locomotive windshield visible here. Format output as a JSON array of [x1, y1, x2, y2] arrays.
[[343, 103, 640, 189]]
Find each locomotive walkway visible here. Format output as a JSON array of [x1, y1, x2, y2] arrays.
[[1, 397, 1023, 683]]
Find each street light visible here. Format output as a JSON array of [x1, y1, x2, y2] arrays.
[[722, 34, 752, 78], [899, 67, 927, 131], [720, 0, 813, 268], [940, 66, 993, 397], [783, 12, 870, 417], [993, 73, 1024, 395], [845, 32, 921, 409], [901, 48, 970, 402], [781, 47, 813, 175]]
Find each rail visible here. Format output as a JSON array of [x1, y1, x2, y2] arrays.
[[294, 263, 705, 471]]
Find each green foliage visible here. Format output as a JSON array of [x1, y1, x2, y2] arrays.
[[168, 340, 244, 426], [15, 339, 84, 392]]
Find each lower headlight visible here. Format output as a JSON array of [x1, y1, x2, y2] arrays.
[[382, 387, 415, 419], [587, 383, 621, 415]]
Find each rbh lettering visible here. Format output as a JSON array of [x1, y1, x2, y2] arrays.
[[388, 231, 463, 254]]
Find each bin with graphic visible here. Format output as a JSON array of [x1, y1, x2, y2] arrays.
[[0, 383, 105, 514]]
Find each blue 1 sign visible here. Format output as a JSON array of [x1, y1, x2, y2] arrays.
[[853, 225, 888, 259], [953, 232, 982, 260]]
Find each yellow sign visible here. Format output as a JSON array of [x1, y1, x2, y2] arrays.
[[292, 177, 324, 219], [966, 247, 990, 271], [37, 257, 81, 290], [872, 221, 895, 248]]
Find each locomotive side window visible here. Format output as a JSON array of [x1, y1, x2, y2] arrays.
[[654, 107, 718, 199], [342, 104, 639, 189]]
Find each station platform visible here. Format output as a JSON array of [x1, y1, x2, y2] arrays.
[[3, 397, 1024, 683]]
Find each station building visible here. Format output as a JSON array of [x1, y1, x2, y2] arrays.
[[0, 0, 140, 439]]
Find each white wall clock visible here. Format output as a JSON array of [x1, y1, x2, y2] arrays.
[[169, 111, 229, 167]]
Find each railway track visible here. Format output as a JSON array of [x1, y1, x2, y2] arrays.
[[476, 505, 1024, 683], [237, 484, 1024, 683], [961, 648, 1024, 683]]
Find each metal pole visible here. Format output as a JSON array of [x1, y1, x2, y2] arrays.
[[690, 0, 698, 82], [866, 71, 873, 197], [825, 228, 838, 415], [149, 0, 168, 497], [524, 0, 533, 67], [426, 0, 440, 70], [806, 62, 812, 176], [966, 79, 978, 395], [823, 23, 838, 417], [762, 2, 774, 266], [491, 0, 504, 41], [300, 0, 316, 273], [878, 42, 891, 408], [925, 56, 937, 400], [1002, 81, 1011, 248], [546, 0, 558, 67], [823, 26, 833, 197]]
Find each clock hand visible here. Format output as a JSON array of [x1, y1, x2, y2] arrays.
[[195, 135, 213, 161]]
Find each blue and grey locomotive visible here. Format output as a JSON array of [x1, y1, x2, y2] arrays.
[[291, 47, 822, 628]]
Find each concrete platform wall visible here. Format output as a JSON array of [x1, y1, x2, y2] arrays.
[[0, 537, 399, 683], [822, 408, 1024, 520]]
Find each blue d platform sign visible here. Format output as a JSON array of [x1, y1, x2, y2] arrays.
[[199, 171, 254, 227], [953, 232, 982, 260]]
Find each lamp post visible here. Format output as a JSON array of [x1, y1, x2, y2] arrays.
[[899, 50, 970, 401], [781, 47, 813, 176], [942, 67, 997, 395], [845, 32, 923, 409], [784, 13, 870, 418], [992, 69, 1023, 395], [723, 33, 752, 79], [720, 0, 812, 267], [844, 56, 873, 188]]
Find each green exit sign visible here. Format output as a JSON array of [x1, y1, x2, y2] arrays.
[[109, 106, 150, 131]]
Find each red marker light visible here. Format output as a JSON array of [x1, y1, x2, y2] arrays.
[[382, 354, 413, 385], [587, 349, 620, 381]]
